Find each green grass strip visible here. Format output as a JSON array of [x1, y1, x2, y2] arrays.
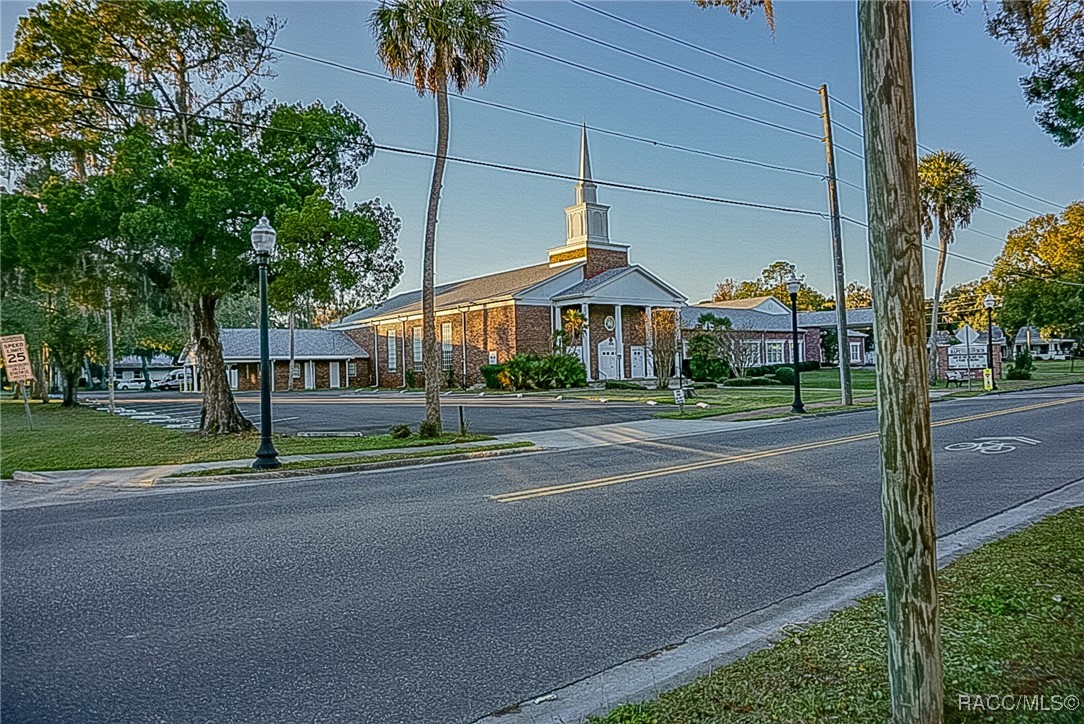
[[592, 507, 1084, 723]]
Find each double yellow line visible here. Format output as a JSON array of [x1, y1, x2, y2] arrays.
[[490, 396, 1082, 504]]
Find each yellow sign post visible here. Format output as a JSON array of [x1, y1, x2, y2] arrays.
[[983, 368, 994, 391]]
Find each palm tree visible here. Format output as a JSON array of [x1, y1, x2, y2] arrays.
[[918, 150, 981, 381], [370, 0, 505, 435]]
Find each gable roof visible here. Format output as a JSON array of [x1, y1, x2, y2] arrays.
[[551, 264, 685, 302], [331, 263, 578, 327], [216, 328, 368, 361], [681, 305, 802, 332], [1014, 326, 1075, 344], [699, 296, 791, 314], [798, 308, 875, 328]]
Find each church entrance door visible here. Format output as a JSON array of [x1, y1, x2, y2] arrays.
[[630, 346, 646, 378], [598, 337, 618, 380]]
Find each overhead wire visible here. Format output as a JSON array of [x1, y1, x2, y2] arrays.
[[271, 46, 832, 184]]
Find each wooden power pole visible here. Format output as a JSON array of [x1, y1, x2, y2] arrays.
[[819, 84, 854, 406], [857, 2, 943, 722]]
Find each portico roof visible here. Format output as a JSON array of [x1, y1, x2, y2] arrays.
[[551, 265, 685, 305]]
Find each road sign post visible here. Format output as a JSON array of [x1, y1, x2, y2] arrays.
[[2, 334, 35, 430], [673, 387, 685, 414], [982, 368, 993, 391]]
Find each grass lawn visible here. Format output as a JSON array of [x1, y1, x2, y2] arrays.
[[0, 401, 490, 478], [794, 367, 880, 390], [178, 441, 533, 477], [592, 507, 1084, 723]]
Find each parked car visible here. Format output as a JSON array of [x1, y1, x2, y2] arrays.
[[153, 369, 190, 391], [114, 376, 147, 390]]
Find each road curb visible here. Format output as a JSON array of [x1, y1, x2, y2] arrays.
[[473, 477, 1084, 724], [150, 445, 540, 487]]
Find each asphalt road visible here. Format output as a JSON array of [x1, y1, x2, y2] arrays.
[[3, 388, 1082, 723], [82, 390, 659, 434]]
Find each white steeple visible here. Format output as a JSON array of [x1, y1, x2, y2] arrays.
[[564, 124, 609, 246], [576, 122, 597, 204]]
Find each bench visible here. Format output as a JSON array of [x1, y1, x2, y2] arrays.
[[945, 370, 979, 387]]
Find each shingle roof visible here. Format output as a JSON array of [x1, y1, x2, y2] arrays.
[[551, 266, 630, 298], [681, 305, 798, 332], [701, 296, 779, 310], [334, 263, 573, 326], [797, 308, 875, 328], [219, 328, 367, 361]]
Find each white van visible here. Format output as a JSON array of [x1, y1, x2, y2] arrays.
[[153, 369, 191, 391]]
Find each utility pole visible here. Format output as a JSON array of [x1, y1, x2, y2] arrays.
[[858, 2, 943, 722], [105, 286, 116, 414], [819, 84, 854, 406]]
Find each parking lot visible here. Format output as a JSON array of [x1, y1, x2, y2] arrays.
[[83, 390, 660, 435]]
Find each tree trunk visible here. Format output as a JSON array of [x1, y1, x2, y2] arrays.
[[61, 369, 79, 407], [33, 345, 50, 403], [141, 353, 152, 391], [927, 219, 949, 382], [421, 82, 450, 435], [287, 308, 296, 392], [193, 295, 255, 434], [858, 2, 943, 722]]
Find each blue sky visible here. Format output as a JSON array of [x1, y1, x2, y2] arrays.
[[2, 0, 1079, 304]]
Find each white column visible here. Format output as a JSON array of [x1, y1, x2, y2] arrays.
[[614, 305, 624, 379], [581, 302, 592, 381], [645, 306, 654, 378]]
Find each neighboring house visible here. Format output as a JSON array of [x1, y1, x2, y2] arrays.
[[328, 127, 686, 386], [796, 307, 874, 366], [113, 353, 180, 383], [1013, 326, 1076, 360], [680, 297, 869, 367], [180, 328, 370, 392]]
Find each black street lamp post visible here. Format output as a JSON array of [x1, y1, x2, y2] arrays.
[[984, 293, 998, 390], [251, 216, 281, 470], [786, 273, 806, 414]]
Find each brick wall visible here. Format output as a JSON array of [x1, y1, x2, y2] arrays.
[[585, 248, 628, 279], [515, 305, 554, 360], [234, 358, 369, 391], [620, 306, 647, 378]]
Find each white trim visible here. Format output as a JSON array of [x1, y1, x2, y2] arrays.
[[614, 305, 624, 379]]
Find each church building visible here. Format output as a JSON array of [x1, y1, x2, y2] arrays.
[[330, 126, 687, 387]]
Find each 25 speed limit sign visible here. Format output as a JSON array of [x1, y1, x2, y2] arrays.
[[1, 334, 34, 382]]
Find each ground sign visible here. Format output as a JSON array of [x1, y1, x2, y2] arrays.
[[2, 334, 33, 382], [2, 334, 35, 430]]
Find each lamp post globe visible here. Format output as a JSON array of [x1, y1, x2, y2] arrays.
[[785, 273, 806, 414], [251, 215, 281, 470], [983, 293, 997, 390]]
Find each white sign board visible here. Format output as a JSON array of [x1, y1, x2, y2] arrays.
[[673, 388, 685, 406], [948, 354, 988, 370], [1, 334, 33, 381]]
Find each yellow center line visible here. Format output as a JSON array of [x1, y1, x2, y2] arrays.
[[491, 396, 1083, 503]]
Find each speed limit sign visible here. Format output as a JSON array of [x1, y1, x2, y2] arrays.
[[1, 334, 34, 382]]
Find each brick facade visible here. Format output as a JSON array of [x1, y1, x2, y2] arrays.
[[585, 248, 629, 279], [232, 358, 370, 391]]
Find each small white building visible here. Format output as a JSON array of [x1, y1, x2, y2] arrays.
[[1013, 326, 1076, 360]]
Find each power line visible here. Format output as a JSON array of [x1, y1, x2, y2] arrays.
[[564, 2, 1065, 211], [272, 46, 831, 183], [10, 78, 1079, 289], [0, 78, 831, 219], [506, 6, 818, 118], [839, 215, 1084, 287], [505, 39, 823, 141], [568, 0, 817, 94]]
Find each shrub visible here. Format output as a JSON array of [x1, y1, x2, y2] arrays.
[[486, 353, 587, 390], [725, 376, 780, 386], [1013, 348, 1035, 372], [389, 424, 411, 439], [444, 367, 458, 389], [418, 419, 441, 438], [798, 360, 821, 372], [604, 380, 644, 390], [1006, 368, 1032, 380], [689, 356, 730, 382], [404, 369, 417, 388], [774, 366, 795, 384], [480, 364, 504, 389]]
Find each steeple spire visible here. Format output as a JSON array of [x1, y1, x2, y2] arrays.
[[576, 122, 597, 204]]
